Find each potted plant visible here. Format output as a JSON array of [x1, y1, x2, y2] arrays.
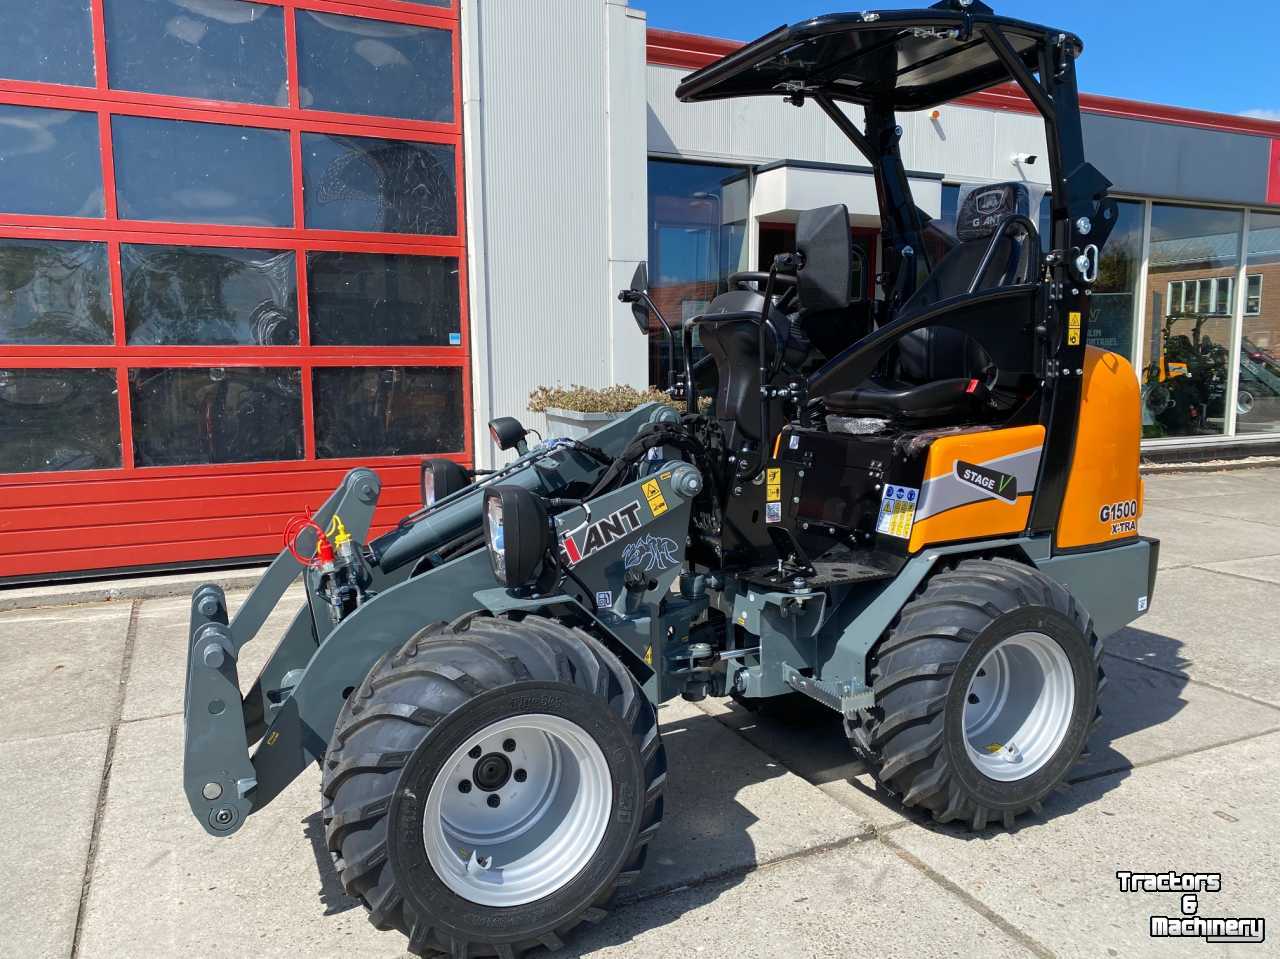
[[528, 384, 675, 440]]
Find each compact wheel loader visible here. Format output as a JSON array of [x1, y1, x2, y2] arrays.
[[182, 3, 1159, 955]]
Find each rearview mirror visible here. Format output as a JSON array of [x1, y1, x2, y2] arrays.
[[628, 262, 650, 334], [795, 205, 860, 311]]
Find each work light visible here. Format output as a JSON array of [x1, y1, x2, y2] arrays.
[[482, 486, 553, 588], [420, 458, 471, 508]]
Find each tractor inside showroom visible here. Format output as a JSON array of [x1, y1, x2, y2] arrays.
[[183, 2, 1159, 955]]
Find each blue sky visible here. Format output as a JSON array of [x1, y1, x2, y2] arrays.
[[635, 0, 1280, 119]]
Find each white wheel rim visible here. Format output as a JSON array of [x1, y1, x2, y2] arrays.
[[962, 632, 1076, 783], [1238, 390, 1254, 415], [422, 714, 612, 907]]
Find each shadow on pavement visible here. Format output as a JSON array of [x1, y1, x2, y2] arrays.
[[303, 811, 362, 917]]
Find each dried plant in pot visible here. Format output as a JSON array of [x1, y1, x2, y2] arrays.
[[528, 384, 676, 440]]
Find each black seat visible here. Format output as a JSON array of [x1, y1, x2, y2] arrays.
[[697, 290, 806, 448], [825, 182, 1038, 422]]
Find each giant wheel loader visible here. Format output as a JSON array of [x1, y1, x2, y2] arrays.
[[182, 3, 1159, 955]]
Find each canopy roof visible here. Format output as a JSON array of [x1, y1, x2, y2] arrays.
[[675, 2, 1080, 112]]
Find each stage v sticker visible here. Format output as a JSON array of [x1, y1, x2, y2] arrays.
[[877, 485, 919, 539], [955, 460, 1018, 503]]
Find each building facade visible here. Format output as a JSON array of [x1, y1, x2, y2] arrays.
[[1, 0, 1278, 581]]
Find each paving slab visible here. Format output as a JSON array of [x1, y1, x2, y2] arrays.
[[0, 728, 108, 959], [1197, 552, 1280, 586], [889, 732, 1280, 959], [1081, 655, 1280, 779], [1157, 492, 1280, 529], [635, 698, 873, 898], [0, 603, 131, 743], [1136, 503, 1280, 569], [567, 836, 1037, 958], [123, 583, 307, 722], [76, 714, 405, 959], [1109, 566, 1280, 706], [1142, 467, 1280, 503]]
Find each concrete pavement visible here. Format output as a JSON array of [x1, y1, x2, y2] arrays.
[[2, 468, 1278, 958]]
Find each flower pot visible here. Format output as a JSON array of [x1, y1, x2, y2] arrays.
[[543, 407, 624, 440]]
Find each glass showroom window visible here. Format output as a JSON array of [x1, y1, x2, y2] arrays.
[[1089, 199, 1144, 361], [1141, 204, 1243, 439], [646, 160, 747, 389], [1236, 212, 1280, 435]]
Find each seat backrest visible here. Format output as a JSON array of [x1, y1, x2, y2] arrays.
[[893, 182, 1039, 384], [696, 290, 791, 447]]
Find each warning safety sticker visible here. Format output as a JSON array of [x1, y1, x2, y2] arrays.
[[642, 478, 668, 517], [876, 484, 919, 539]]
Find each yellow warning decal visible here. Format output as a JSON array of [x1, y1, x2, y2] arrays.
[[1067, 310, 1082, 346], [643, 645, 654, 666], [766, 468, 782, 501], [642, 478, 668, 517], [660, 471, 673, 480]]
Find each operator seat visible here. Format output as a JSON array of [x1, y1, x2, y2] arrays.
[[825, 182, 1039, 423]]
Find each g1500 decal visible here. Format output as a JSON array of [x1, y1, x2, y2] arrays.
[[1099, 499, 1138, 535], [623, 534, 679, 573], [560, 502, 644, 566], [954, 460, 1018, 503]]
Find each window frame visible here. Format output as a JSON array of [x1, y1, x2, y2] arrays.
[[0, 0, 470, 483]]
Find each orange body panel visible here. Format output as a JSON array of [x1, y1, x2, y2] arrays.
[[1056, 347, 1144, 549], [908, 424, 1045, 552]]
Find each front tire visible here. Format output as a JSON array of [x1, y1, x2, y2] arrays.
[[849, 557, 1102, 830], [321, 615, 665, 957]]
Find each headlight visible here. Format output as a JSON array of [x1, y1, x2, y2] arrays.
[[420, 457, 471, 508], [482, 486, 552, 588]]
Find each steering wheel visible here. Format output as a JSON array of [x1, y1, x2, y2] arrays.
[[729, 271, 797, 291]]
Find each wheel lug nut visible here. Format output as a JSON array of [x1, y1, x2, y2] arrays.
[[514, 768, 527, 783], [968, 693, 980, 704], [468, 745, 482, 759], [502, 738, 516, 753], [458, 779, 472, 793], [487, 794, 501, 808]]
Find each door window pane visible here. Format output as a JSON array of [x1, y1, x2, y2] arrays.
[[302, 133, 456, 235], [0, 239, 113, 345], [313, 366, 462, 458], [1237, 213, 1280, 435], [105, 0, 287, 105], [0, 368, 121, 472], [123, 245, 297, 345], [0, 0, 95, 86], [129, 367, 302, 466], [646, 160, 748, 387], [113, 116, 292, 226], [297, 12, 453, 123], [1142, 204, 1242, 439], [307, 251, 459, 346], [0, 105, 103, 217], [1088, 199, 1143, 361]]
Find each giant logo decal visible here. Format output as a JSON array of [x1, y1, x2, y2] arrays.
[[559, 502, 644, 566]]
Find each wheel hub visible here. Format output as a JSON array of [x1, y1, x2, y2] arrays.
[[962, 631, 1075, 783], [472, 753, 512, 791], [422, 714, 613, 907]]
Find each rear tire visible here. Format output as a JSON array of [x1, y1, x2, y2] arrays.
[[849, 557, 1102, 830], [321, 615, 665, 957]]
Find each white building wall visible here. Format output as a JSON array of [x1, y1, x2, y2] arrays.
[[462, 0, 649, 467], [647, 63, 1050, 188]]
